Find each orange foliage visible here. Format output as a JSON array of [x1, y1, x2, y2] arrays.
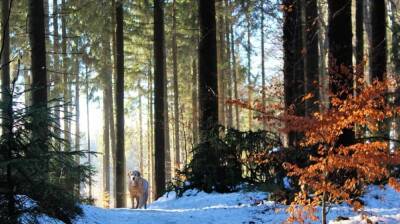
[[230, 80, 400, 223], [282, 80, 400, 222]]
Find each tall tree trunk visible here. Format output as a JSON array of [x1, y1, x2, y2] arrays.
[[154, 0, 166, 199], [191, 58, 199, 145], [2, 0, 14, 220], [53, 0, 61, 144], [102, 76, 110, 208], [230, 25, 240, 130], [260, 0, 266, 129], [199, 0, 218, 140], [110, 3, 117, 201], [28, 0, 48, 179], [370, 0, 387, 81], [355, 0, 364, 79], [61, 0, 71, 151], [304, 0, 319, 115], [391, 0, 400, 149], [217, 2, 226, 127], [225, 10, 233, 128], [172, 0, 180, 170], [328, 0, 354, 146], [138, 81, 144, 174], [246, 9, 252, 130], [115, 0, 126, 207], [283, 0, 304, 146], [102, 37, 111, 208], [1, 0, 11, 133], [85, 65, 92, 199], [147, 59, 155, 200], [74, 55, 80, 195]]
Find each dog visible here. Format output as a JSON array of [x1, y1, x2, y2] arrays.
[[128, 170, 149, 209]]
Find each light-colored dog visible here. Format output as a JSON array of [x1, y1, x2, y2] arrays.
[[128, 170, 149, 209]]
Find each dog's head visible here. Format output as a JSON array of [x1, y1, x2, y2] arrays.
[[128, 170, 141, 182]]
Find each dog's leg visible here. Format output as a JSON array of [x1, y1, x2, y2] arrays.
[[131, 197, 135, 209], [135, 196, 139, 209]]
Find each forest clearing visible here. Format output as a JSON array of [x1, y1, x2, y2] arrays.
[[1, 0, 400, 223]]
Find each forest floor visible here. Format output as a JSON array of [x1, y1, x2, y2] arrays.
[[35, 185, 400, 224]]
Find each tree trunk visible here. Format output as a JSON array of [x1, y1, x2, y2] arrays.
[[283, 0, 304, 146], [115, 0, 126, 208], [147, 60, 154, 201], [230, 25, 240, 130], [154, 0, 166, 199], [1, 0, 11, 133], [74, 55, 80, 195], [246, 9, 252, 130], [53, 0, 62, 145], [2, 0, 14, 220], [102, 75, 110, 208], [217, 2, 226, 127], [369, 0, 387, 81], [61, 0, 71, 151], [199, 0, 218, 140], [224, 5, 233, 128], [138, 81, 144, 174], [28, 0, 48, 147], [85, 65, 92, 200], [260, 0, 266, 129], [304, 0, 319, 115], [191, 58, 199, 145], [355, 0, 364, 79], [328, 0, 355, 146], [172, 0, 180, 170]]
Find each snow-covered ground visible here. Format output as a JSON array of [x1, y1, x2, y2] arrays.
[[31, 185, 400, 224]]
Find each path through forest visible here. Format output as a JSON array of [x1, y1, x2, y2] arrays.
[[69, 186, 400, 224]]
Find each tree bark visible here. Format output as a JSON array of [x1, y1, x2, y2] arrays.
[[328, 0, 355, 146], [246, 7, 252, 130], [85, 65, 92, 199], [138, 80, 144, 174], [61, 0, 71, 151], [74, 55, 80, 195], [304, 0, 319, 115], [154, 0, 166, 199], [191, 58, 199, 145], [199, 0, 218, 140], [217, 1, 226, 127], [230, 25, 240, 130], [283, 0, 304, 146], [369, 0, 387, 81], [260, 0, 266, 129], [53, 0, 62, 145], [1, 0, 11, 133], [115, 0, 126, 207], [172, 0, 180, 170], [355, 0, 364, 79], [28, 0, 48, 144]]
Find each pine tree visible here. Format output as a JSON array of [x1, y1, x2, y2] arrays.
[[115, 0, 126, 207]]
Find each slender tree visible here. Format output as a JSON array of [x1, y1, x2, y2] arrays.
[[369, 0, 387, 81], [304, 0, 319, 115], [172, 0, 180, 170], [1, 0, 11, 134], [327, 1, 354, 222], [28, 0, 48, 141], [198, 0, 218, 139], [355, 0, 364, 78], [191, 58, 199, 145], [260, 0, 266, 129], [154, 0, 166, 199], [283, 0, 304, 146], [115, 0, 126, 207], [328, 0, 354, 146]]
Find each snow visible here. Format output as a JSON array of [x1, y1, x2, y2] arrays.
[[29, 185, 400, 224]]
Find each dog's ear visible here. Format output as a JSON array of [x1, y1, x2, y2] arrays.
[[128, 171, 132, 177]]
